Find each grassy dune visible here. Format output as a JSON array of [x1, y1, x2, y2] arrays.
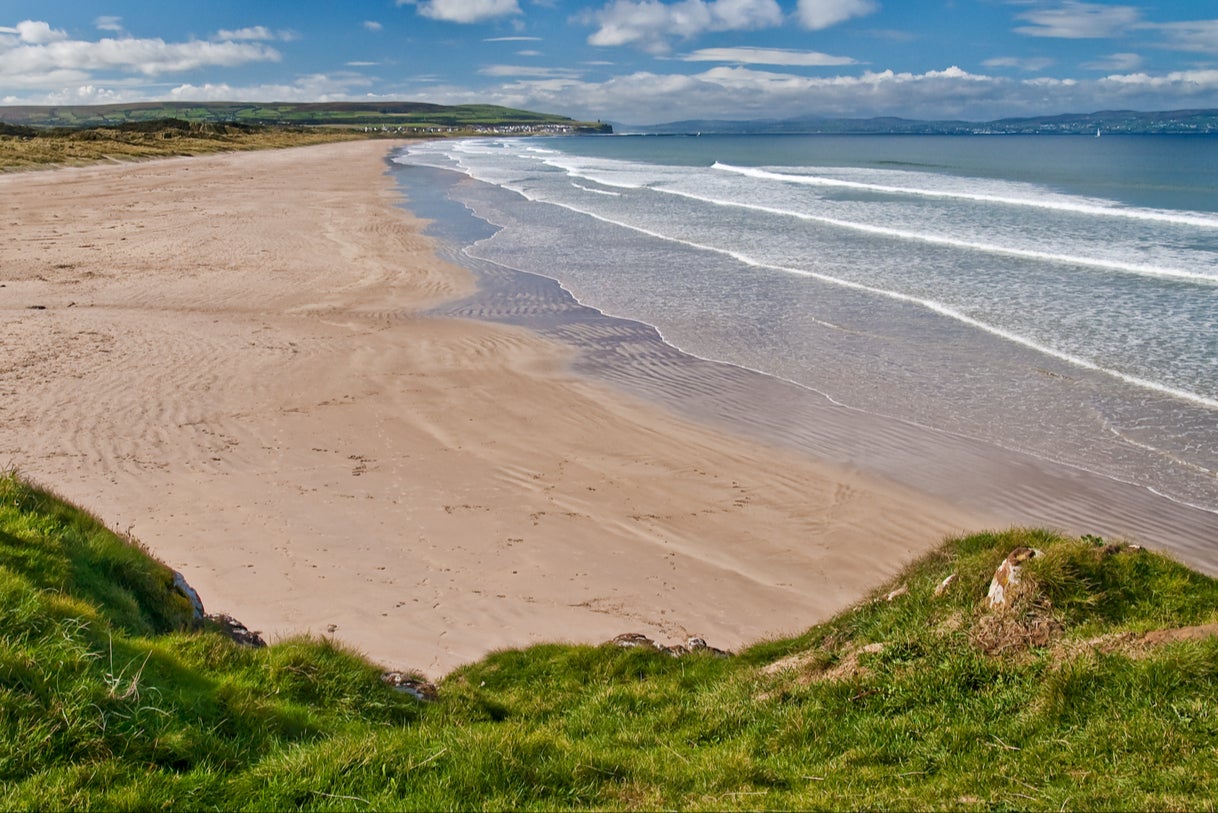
[[0, 119, 367, 171], [0, 101, 606, 131], [3, 469, 1217, 811]]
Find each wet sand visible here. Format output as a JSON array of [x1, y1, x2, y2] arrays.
[[1, 141, 990, 677], [404, 165, 1218, 576]]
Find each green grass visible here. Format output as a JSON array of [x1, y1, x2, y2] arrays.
[[3, 470, 1218, 810], [0, 101, 609, 131], [0, 119, 369, 171], [0, 109, 609, 171]]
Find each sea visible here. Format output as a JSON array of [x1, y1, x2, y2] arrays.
[[389, 133, 1218, 538]]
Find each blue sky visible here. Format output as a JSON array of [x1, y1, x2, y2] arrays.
[[1, 1, 1216, 124]]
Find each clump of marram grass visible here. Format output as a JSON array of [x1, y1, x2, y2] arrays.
[[4, 468, 1218, 811], [0, 124, 367, 171]]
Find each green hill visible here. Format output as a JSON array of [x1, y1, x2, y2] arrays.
[[0, 101, 611, 133], [3, 468, 1217, 810]]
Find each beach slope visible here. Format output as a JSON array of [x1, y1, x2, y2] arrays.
[[0, 141, 984, 676]]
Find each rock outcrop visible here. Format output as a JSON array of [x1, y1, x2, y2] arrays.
[[986, 546, 1042, 610], [609, 632, 732, 658], [171, 570, 205, 621], [381, 671, 439, 702], [171, 570, 265, 647], [206, 613, 267, 648]]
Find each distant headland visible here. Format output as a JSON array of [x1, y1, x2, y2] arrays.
[[621, 108, 1218, 136]]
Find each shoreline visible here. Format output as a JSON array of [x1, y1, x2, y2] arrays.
[[396, 159, 1218, 577], [0, 140, 1152, 679]]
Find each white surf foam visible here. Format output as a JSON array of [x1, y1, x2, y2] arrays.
[[713, 162, 1218, 230]]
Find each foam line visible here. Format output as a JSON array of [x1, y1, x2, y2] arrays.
[[571, 182, 622, 197], [655, 186, 1217, 285], [713, 162, 1218, 230], [522, 194, 1218, 412]]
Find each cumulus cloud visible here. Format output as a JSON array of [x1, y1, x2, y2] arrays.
[[169, 72, 374, 102], [586, 0, 783, 53], [94, 16, 124, 33], [364, 20, 384, 31], [679, 46, 857, 66], [420, 64, 1008, 123], [12, 83, 131, 106], [1099, 68, 1218, 89], [795, 0, 878, 31], [0, 20, 282, 88], [409, 61, 1218, 126], [1015, 2, 1141, 39], [399, 0, 523, 24], [1, 20, 69, 44]]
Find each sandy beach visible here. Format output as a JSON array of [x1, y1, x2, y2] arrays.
[[0, 140, 1035, 676]]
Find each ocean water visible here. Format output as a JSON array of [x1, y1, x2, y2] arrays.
[[391, 134, 1218, 517]]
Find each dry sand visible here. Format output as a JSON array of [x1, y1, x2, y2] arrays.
[[1, 141, 997, 676]]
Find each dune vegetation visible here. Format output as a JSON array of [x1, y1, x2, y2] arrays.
[[2, 467, 1217, 811], [0, 102, 610, 171], [0, 101, 609, 132], [0, 119, 367, 171]]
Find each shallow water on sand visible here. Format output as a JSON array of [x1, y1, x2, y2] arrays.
[[388, 141, 1218, 571]]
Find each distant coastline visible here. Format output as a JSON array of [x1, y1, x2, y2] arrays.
[[620, 107, 1218, 136], [0, 100, 612, 135]]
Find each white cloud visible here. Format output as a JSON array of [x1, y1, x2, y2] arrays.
[[0, 73, 381, 107], [795, 0, 878, 31], [216, 26, 272, 40], [0, 68, 91, 90], [1015, 2, 1141, 39], [586, 0, 783, 53], [679, 46, 857, 66], [418, 64, 1009, 123], [983, 56, 1054, 72], [479, 64, 583, 78], [1150, 20, 1218, 55], [0, 22, 282, 87], [364, 20, 384, 31], [21, 83, 132, 105], [169, 73, 374, 102], [94, 16, 124, 33], [1082, 52, 1142, 71], [407, 61, 1218, 126], [1099, 68, 1218, 89], [710, 0, 787, 29], [215, 26, 297, 42], [6, 20, 69, 44], [400, 0, 523, 24]]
